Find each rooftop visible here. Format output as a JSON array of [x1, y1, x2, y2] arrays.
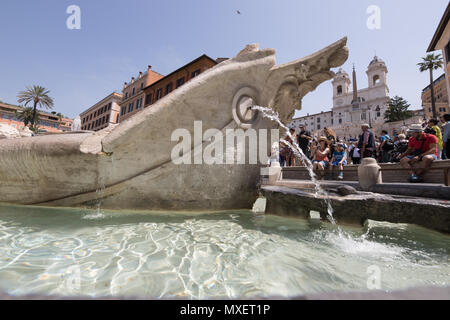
[[427, 2, 450, 52]]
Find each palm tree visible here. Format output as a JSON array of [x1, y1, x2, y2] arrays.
[[15, 106, 35, 127], [418, 53, 443, 119], [17, 85, 54, 132]]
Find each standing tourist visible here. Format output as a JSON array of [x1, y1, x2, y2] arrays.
[[440, 115, 448, 159], [348, 140, 361, 164], [280, 128, 297, 167], [428, 119, 443, 159], [357, 124, 375, 159], [379, 130, 394, 163], [297, 124, 312, 161], [442, 114, 450, 159]]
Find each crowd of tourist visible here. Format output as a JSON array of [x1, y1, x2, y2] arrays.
[[277, 114, 450, 183]]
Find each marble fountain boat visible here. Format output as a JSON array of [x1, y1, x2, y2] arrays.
[[0, 38, 348, 210]]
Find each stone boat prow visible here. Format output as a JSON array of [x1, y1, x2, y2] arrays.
[[0, 38, 348, 210]]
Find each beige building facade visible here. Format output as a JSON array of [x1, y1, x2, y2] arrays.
[[422, 73, 449, 119], [119, 55, 218, 122], [80, 92, 122, 131], [427, 2, 450, 119], [118, 66, 164, 122]]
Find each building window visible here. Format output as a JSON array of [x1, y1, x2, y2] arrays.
[[176, 77, 185, 88], [445, 40, 450, 64], [128, 102, 134, 113], [121, 106, 126, 116], [136, 98, 142, 109], [94, 111, 97, 117], [125, 92, 128, 99], [373, 75, 380, 86], [108, 103, 112, 110], [361, 113, 366, 120], [166, 83, 173, 95], [317, 117, 321, 123], [132, 88, 135, 96], [191, 69, 201, 78], [337, 85, 342, 95], [141, 83, 144, 90], [317, 125, 321, 130], [145, 94, 152, 105], [156, 89, 162, 100], [116, 114, 119, 123], [106, 115, 110, 123], [339, 119, 342, 124]]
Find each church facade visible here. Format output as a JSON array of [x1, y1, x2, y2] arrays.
[[290, 56, 391, 140], [331, 56, 390, 139]]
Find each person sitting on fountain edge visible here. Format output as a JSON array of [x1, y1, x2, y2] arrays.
[[312, 137, 330, 180], [330, 143, 347, 180], [398, 124, 438, 183]]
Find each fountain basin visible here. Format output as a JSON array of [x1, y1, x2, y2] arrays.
[[0, 203, 448, 299]]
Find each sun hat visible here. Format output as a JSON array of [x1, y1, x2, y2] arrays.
[[408, 124, 423, 132], [361, 123, 370, 128], [318, 136, 328, 143]]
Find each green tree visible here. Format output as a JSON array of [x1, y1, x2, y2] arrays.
[[418, 53, 444, 119], [15, 106, 35, 127], [17, 85, 54, 132], [56, 112, 64, 129], [384, 96, 413, 123]]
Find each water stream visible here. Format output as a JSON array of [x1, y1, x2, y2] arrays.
[[251, 106, 336, 225]]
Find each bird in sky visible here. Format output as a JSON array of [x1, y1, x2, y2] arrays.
[[236, 10, 241, 15]]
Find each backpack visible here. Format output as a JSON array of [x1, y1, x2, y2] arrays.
[[382, 136, 394, 151], [424, 127, 437, 136]]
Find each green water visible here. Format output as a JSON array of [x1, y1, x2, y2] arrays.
[[0, 204, 448, 299]]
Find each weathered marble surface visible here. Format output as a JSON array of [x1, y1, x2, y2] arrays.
[[261, 185, 450, 233], [0, 39, 348, 210]]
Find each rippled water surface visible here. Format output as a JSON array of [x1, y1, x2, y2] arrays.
[[0, 204, 449, 298]]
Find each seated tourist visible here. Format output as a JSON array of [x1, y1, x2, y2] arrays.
[[330, 143, 347, 180], [398, 124, 438, 183], [312, 137, 330, 180]]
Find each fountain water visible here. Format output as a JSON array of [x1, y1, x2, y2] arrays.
[[252, 106, 337, 225]]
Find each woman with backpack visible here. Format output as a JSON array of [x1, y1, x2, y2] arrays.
[[379, 130, 394, 163]]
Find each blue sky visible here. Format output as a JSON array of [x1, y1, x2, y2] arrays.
[[0, 0, 448, 118]]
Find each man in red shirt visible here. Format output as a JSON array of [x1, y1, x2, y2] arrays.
[[398, 124, 438, 183]]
